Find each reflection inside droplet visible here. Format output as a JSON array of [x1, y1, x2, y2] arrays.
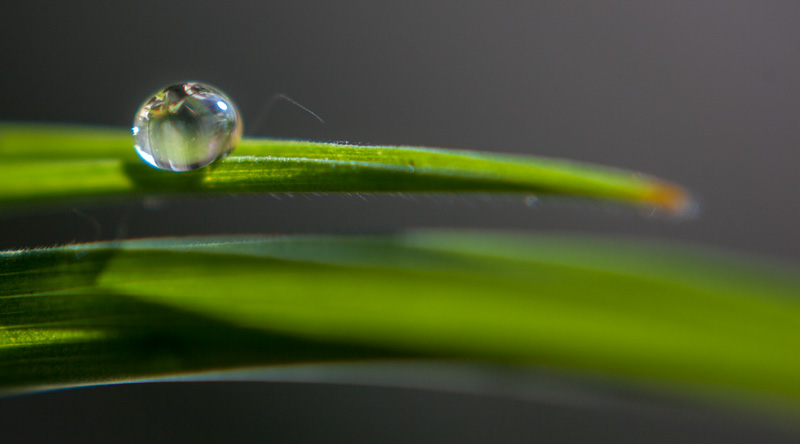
[[132, 82, 243, 172]]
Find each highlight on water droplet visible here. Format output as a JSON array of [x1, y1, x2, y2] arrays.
[[132, 82, 243, 172]]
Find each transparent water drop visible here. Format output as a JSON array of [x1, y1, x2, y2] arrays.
[[132, 82, 243, 172]]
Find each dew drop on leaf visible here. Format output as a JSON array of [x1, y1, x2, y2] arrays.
[[132, 82, 243, 172]]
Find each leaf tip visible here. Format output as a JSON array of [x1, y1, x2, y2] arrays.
[[646, 181, 697, 217]]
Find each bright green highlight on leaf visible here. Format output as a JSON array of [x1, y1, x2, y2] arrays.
[[2, 231, 799, 405], [0, 122, 688, 211]]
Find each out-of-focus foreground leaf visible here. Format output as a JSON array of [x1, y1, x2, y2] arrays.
[[2, 231, 799, 408], [0, 123, 688, 212]]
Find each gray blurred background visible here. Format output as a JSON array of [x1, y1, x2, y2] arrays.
[[1, 1, 799, 442]]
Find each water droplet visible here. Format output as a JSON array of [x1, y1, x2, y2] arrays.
[[133, 82, 243, 172]]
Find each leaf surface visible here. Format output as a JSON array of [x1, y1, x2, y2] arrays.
[[0, 123, 688, 211], [2, 231, 799, 407]]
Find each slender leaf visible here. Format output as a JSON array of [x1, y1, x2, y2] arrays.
[[0, 122, 689, 212], [2, 231, 799, 408]]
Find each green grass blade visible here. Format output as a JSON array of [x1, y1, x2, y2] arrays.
[[0, 122, 689, 212], [2, 231, 799, 406]]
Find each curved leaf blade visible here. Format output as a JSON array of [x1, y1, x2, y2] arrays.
[[2, 232, 799, 406], [0, 123, 689, 212]]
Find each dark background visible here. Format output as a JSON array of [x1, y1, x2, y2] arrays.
[[2, 1, 799, 442]]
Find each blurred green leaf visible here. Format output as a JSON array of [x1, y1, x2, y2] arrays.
[[2, 231, 799, 407], [0, 122, 688, 211]]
